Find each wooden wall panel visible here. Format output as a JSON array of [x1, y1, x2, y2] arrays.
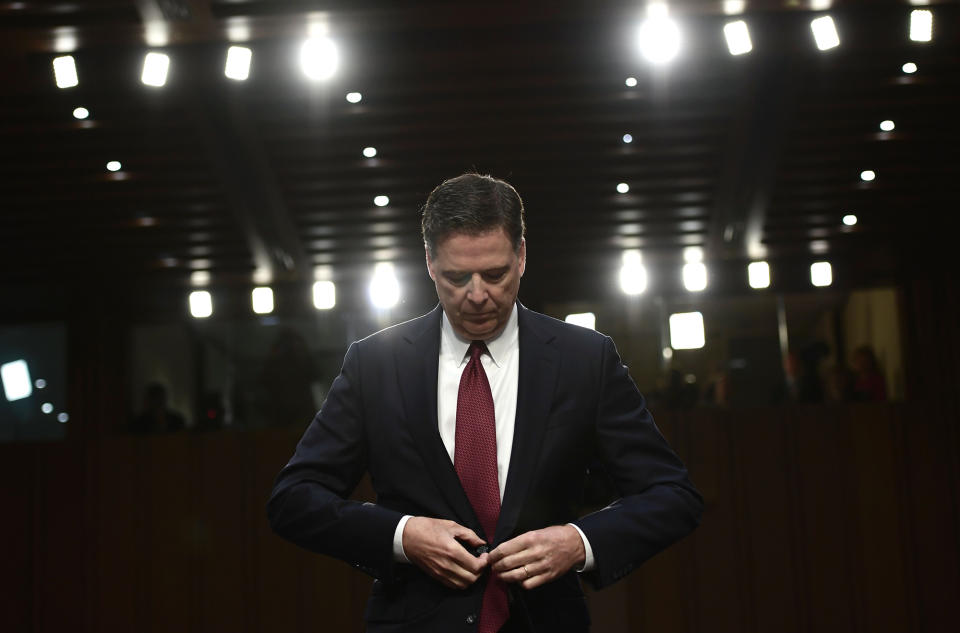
[[0, 446, 35, 633]]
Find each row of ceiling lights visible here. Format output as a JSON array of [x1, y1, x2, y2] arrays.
[[184, 254, 839, 321]]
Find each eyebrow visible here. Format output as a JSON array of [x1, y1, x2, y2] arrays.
[[443, 266, 508, 277]]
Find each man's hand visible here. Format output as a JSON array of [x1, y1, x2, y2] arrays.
[[402, 517, 489, 590], [489, 525, 586, 590]]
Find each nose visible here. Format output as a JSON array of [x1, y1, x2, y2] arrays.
[[466, 274, 488, 305]]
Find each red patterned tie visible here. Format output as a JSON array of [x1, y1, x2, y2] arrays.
[[455, 341, 509, 633]]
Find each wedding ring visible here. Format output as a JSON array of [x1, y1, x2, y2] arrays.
[[523, 565, 530, 578]]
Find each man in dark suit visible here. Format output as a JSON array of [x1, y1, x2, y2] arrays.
[[268, 173, 702, 632]]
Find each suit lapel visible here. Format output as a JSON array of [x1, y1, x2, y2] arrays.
[[495, 305, 559, 544], [397, 305, 481, 532]]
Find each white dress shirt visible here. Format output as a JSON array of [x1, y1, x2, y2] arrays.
[[393, 305, 594, 571]]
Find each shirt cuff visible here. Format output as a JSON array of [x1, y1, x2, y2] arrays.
[[393, 515, 413, 563], [567, 523, 595, 572]]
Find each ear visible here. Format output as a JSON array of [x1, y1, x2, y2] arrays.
[[518, 238, 527, 277], [425, 245, 437, 281]]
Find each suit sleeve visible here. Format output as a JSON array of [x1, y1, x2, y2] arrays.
[[573, 336, 703, 589], [266, 342, 404, 579]]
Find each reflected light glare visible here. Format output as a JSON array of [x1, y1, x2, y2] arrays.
[[810, 0, 832, 10], [363, 146, 377, 158], [902, 62, 918, 74], [723, 0, 746, 14], [106, 161, 122, 172], [622, 133, 633, 143], [53, 27, 78, 53], [810, 16, 840, 51], [251, 287, 274, 314], [374, 195, 390, 207], [619, 250, 647, 295], [312, 280, 336, 310], [301, 36, 339, 80], [565, 312, 596, 330], [73, 107, 89, 120], [747, 261, 770, 289], [860, 170, 876, 182], [41, 402, 54, 414], [724, 20, 753, 56], [683, 246, 703, 263], [616, 183, 630, 194], [189, 290, 213, 318], [144, 21, 169, 47], [669, 312, 705, 350], [682, 262, 708, 292], [637, 9, 682, 64], [842, 214, 858, 226], [625, 76, 638, 87], [1, 359, 32, 402], [880, 120, 895, 132], [224, 46, 252, 80], [52, 55, 78, 88], [369, 263, 400, 309], [810, 261, 833, 287], [346, 92, 362, 103], [910, 9, 933, 42], [141, 52, 170, 87]]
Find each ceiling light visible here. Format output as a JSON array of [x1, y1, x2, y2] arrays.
[[189, 290, 213, 318], [682, 246, 703, 263], [637, 3, 682, 64], [374, 195, 389, 207], [301, 36, 338, 80], [910, 9, 933, 42], [879, 120, 895, 132], [625, 77, 638, 87], [564, 313, 596, 330], [723, 20, 753, 56], [52, 55, 78, 88], [224, 46, 251, 80], [622, 133, 633, 143], [810, 15, 840, 51], [842, 214, 857, 226], [682, 262, 708, 292], [41, 402, 54, 414], [369, 262, 400, 309], [902, 62, 918, 74], [251, 287, 274, 314], [57, 412, 69, 423], [810, 0, 832, 9], [747, 261, 770, 289], [723, 1, 746, 15], [72, 107, 89, 120], [860, 170, 876, 182], [669, 312, 705, 350], [312, 280, 336, 310], [346, 92, 362, 103], [810, 261, 832, 287], [141, 52, 170, 87], [616, 183, 629, 194], [619, 250, 647, 295], [106, 161, 122, 172], [1, 359, 32, 401], [363, 146, 377, 158], [35, 378, 47, 389]]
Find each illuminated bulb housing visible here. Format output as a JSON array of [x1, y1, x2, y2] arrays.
[[224, 46, 252, 80], [747, 261, 770, 289], [682, 262, 708, 292], [312, 280, 336, 310], [723, 20, 753, 56], [1, 359, 33, 401], [637, 3, 682, 64], [625, 77, 638, 87], [106, 161, 122, 172], [251, 287, 274, 314], [53, 55, 78, 88], [860, 170, 876, 182], [374, 195, 390, 207], [879, 120, 895, 132], [363, 147, 377, 158], [346, 92, 362, 103], [810, 15, 840, 51], [902, 62, 917, 74], [910, 9, 932, 42], [616, 183, 629, 194], [369, 263, 400, 309], [669, 312, 705, 350], [842, 214, 858, 226], [810, 261, 833, 287], [301, 36, 339, 80], [189, 290, 213, 318], [619, 250, 647, 295], [72, 107, 89, 120], [141, 52, 170, 87]]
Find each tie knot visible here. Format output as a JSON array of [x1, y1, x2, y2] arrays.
[[469, 340, 487, 362]]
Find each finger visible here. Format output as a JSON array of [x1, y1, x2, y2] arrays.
[[489, 534, 527, 563], [451, 525, 486, 546], [491, 548, 536, 573]]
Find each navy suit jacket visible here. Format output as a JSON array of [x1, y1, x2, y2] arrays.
[[268, 304, 702, 632]]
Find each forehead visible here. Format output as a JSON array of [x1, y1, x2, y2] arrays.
[[432, 228, 516, 268]]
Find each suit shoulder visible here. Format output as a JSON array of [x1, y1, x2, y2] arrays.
[[355, 307, 440, 349], [522, 307, 610, 346]]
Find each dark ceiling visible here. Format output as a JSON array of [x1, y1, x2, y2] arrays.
[[1, 0, 957, 320]]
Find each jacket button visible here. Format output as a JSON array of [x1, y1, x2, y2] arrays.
[[466, 613, 477, 625]]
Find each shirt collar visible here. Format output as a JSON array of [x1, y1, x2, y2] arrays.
[[441, 303, 518, 368]]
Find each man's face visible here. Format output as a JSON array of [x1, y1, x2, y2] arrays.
[[426, 227, 526, 341]]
